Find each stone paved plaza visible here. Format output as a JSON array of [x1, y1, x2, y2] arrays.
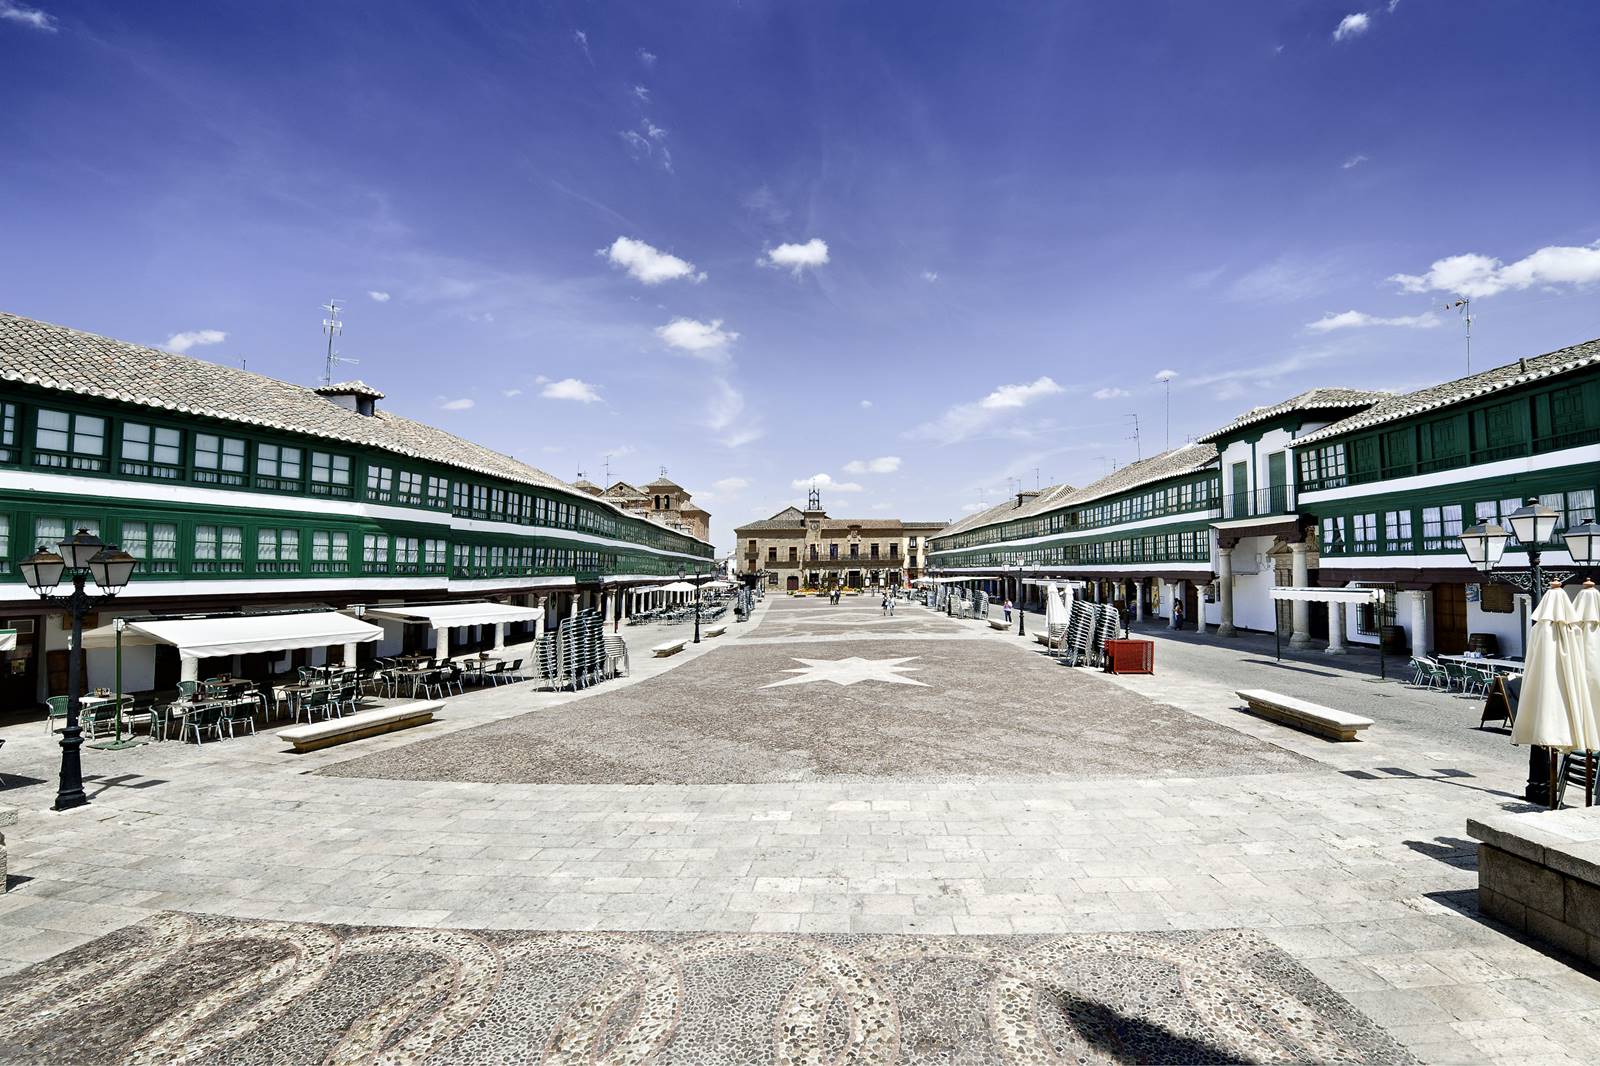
[[1, 595, 1598, 1063]]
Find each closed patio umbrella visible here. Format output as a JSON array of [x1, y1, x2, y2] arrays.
[[1573, 580, 1600, 755], [1513, 584, 1594, 804]]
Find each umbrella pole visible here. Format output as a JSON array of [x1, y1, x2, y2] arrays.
[[1549, 749, 1559, 810]]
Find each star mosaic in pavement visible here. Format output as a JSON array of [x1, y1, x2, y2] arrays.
[[763, 655, 929, 688]]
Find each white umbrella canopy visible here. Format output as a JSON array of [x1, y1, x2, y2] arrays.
[[1573, 581, 1600, 753], [1512, 585, 1591, 753]]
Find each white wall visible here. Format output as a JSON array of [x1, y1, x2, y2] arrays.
[[1466, 587, 1529, 658]]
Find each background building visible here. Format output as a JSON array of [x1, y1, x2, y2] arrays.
[[0, 312, 714, 711], [735, 491, 944, 591], [583, 475, 712, 542]]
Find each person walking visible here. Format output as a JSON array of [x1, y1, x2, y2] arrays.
[[881, 594, 889, 616], [1171, 599, 1184, 631], [888, 595, 896, 616], [1003, 598, 1013, 623]]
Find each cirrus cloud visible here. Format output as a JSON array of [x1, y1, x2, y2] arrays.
[[909, 376, 1064, 444], [1307, 310, 1440, 332], [0, 1, 57, 31], [1092, 387, 1130, 400], [440, 397, 475, 411], [843, 456, 901, 474], [603, 236, 704, 285]]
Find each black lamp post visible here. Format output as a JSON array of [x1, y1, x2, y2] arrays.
[[678, 564, 704, 644], [1010, 555, 1029, 638], [1458, 498, 1596, 805], [20, 530, 139, 812]]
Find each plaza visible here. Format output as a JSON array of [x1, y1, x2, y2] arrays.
[[2, 593, 1597, 1063]]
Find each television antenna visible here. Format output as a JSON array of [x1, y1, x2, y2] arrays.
[[1125, 412, 1142, 460], [1443, 297, 1472, 374], [320, 299, 358, 384], [603, 454, 612, 483]]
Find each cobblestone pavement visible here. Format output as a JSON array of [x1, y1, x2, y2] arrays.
[[0, 596, 1597, 1063], [0, 912, 1411, 1064]]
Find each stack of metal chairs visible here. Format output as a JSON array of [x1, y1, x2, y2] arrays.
[[533, 633, 562, 689], [1061, 601, 1097, 665], [1092, 603, 1122, 665], [557, 608, 605, 689]]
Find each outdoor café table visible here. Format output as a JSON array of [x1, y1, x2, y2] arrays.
[[458, 657, 504, 683], [276, 682, 330, 721], [1436, 654, 1525, 673]]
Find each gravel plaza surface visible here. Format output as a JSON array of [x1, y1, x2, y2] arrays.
[[0, 595, 1597, 1064], [0, 912, 1413, 1065], [321, 598, 1312, 785]]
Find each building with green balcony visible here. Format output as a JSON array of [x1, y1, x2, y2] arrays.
[[1293, 337, 1600, 658], [0, 312, 714, 711]]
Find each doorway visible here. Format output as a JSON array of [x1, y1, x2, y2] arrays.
[[1433, 583, 1468, 653], [0, 614, 40, 715]]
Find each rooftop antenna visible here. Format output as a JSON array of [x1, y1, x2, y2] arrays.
[[320, 299, 357, 384], [603, 454, 612, 483], [1125, 412, 1142, 460], [1034, 467, 1041, 490], [1155, 370, 1177, 449], [576, 466, 586, 483], [1444, 297, 1472, 374]]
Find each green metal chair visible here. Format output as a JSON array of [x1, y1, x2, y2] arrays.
[[45, 695, 70, 733]]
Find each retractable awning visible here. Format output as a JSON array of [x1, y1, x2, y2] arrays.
[[78, 611, 384, 659], [1269, 587, 1387, 605], [363, 602, 545, 629], [0, 629, 15, 653]]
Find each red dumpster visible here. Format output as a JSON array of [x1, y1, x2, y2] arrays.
[[1104, 639, 1154, 674]]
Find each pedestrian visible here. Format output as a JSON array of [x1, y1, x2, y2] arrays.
[[881, 594, 889, 615], [1171, 600, 1184, 631], [1003, 598, 1013, 623], [888, 595, 896, 616]]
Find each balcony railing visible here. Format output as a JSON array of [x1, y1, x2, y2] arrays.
[[1220, 485, 1292, 521]]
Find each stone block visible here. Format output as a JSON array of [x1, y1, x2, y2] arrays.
[[1525, 908, 1588, 960], [1480, 845, 1564, 919], [1565, 877, 1600, 936], [1477, 886, 1525, 931]]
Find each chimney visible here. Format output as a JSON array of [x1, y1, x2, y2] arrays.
[[314, 381, 384, 417]]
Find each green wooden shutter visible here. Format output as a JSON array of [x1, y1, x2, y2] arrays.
[[1382, 427, 1414, 474], [1349, 437, 1379, 481]]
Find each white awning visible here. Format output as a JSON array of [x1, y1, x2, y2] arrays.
[[0, 629, 15, 653], [1270, 587, 1386, 605], [364, 602, 545, 629], [90, 611, 385, 659], [657, 581, 697, 593]]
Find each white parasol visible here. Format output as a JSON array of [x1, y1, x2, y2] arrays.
[[1572, 580, 1600, 754], [1512, 584, 1592, 754]]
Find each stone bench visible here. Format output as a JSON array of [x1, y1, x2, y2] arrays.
[[278, 701, 441, 753], [1468, 806, 1600, 966], [0, 806, 14, 894], [652, 640, 686, 657], [1234, 689, 1372, 742], [1034, 633, 1051, 646], [704, 624, 727, 638], [988, 618, 1008, 631]]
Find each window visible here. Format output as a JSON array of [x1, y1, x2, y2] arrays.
[[849, 543, 860, 558], [366, 466, 395, 501], [395, 470, 424, 505], [829, 543, 839, 560], [310, 530, 349, 574], [1319, 517, 1345, 554], [0, 515, 8, 563], [310, 451, 352, 496], [0, 402, 15, 463], [788, 546, 797, 561], [120, 423, 182, 479], [1383, 510, 1413, 552], [1422, 504, 1463, 552], [194, 434, 246, 485], [424, 539, 448, 572], [767, 546, 777, 562], [427, 476, 449, 509], [194, 524, 244, 573], [1352, 513, 1378, 553], [1298, 444, 1347, 490], [255, 444, 303, 488], [34, 410, 107, 470], [256, 528, 300, 572], [363, 533, 390, 573]]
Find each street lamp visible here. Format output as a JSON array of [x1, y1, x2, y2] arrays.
[[1011, 554, 1029, 638], [677, 564, 704, 644], [1456, 498, 1587, 804], [19, 530, 140, 811]]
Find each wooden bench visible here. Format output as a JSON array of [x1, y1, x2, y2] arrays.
[[277, 700, 441, 753], [704, 624, 727, 638], [1235, 689, 1372, 742], [652, 640, 686, 657]]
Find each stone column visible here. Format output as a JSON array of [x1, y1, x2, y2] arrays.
[[1408, 589, 1431, 656], [534, 595, 547, 639], [343, 642, 359, 668], [1326, 601, 1347, 655], [1134, 585, 1146, 622], [180, 655, 199, 683], [1288, 542, 1312, 647], [437, 627, 451, 660], [493, 623, 506, 653], [1216, 546, 1237, 637]]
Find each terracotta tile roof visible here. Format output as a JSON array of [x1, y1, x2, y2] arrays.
[[1194, 387, 1387, 444], [1296, 337, 1600, 446], [0, 311, 712, 546]]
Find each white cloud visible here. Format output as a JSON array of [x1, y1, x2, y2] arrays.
[[619, 119, 672, 172], [656, 317, 737, 358], [1154, 369, 1180, 382], [1228, 257, 1333, 303], [980, 376, 1063, 410], [1342, 154, 1369, 170], [843, 456, 901, 474], [704, 378, 762, 447], [909, 376, 1064, 444], [762, 238, 830, 275], [540, 378, 602, 403], [502, 388, 523, 397], [636, 47, 657, 67], [602, 236, 704, 285], [712, 476, 750, 494], [572, 29, 591, 62], [366, 290, 391, 302], [859, 399, 873, 408], [1389, 242, 1600, 299], [791, 473, 863, 493], [1092, 387, 1130, 400], [921, 270, 939, 282], [1307, 310, 1441, 332], [1333, 12, 1371, 41], [632, 85, 651, 103], [164, 329, 227, 353], [0, 1, 57, 31], [440, 398, 475, 411], [742, 185, 789, 224]]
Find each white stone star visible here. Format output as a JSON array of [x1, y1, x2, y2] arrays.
[[763, 656, 929, 689]]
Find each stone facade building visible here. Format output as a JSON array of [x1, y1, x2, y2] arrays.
[[573, 474, 712, 543], [735, 495, 945, 591]]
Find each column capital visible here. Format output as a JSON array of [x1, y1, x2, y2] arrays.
[[1289, 541, 1309, 557]]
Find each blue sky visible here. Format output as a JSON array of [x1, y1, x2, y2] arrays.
[[3, 1, 1598, 551]]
